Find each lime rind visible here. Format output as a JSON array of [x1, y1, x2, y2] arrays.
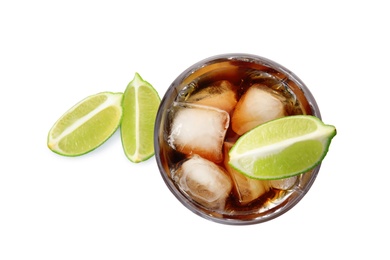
[[47, 92, 123, 156], [228, 115, 336, 180]]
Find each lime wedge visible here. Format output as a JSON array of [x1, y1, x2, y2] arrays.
[[48, 92, 123, 156], [120, 73, 160, 163], [228, 115, 336, 180]]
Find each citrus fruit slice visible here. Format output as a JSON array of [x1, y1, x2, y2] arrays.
[[228, 115, 336, 180], [120, 73, 160, 163], [47, 92, 123, 156]]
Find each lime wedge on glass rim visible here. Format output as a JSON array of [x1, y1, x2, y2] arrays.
[[228, 115, 336, 180], [120, 73, 160, 163], [47, 92, 123, 156]]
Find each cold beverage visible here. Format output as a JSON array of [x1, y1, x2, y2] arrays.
[[154, 54, 321, 224]]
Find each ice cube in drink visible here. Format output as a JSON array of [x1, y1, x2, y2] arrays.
[[186, 80, 238, 114], [173, 154, 233, 210], [269, 176, 298, 190], [231, 83, 286, 135], [167, 102, 229, 163], [223, 142, 269, 205]]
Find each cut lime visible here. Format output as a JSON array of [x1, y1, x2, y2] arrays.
[[120, 73, 160, 163], [48, 92, 123, 156], [228, 115, 336, 180]]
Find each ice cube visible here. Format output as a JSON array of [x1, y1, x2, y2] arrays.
[[186, 80, 238, 114], [231, 84, 286, 135], [168, 102, 229, 163], [223, 142, 269, 205], [269, 176, 298, 190], [173, 155, 233, 210]]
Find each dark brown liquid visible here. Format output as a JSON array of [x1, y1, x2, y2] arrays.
[[161, 61, 312, 219]]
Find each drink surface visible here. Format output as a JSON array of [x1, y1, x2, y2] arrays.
[[158, 59, 316, 222]]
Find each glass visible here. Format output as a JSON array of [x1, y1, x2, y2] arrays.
[[154, 53, 321, 225]]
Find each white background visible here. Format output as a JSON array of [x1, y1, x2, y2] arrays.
[[1, 0, 388, 259]]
